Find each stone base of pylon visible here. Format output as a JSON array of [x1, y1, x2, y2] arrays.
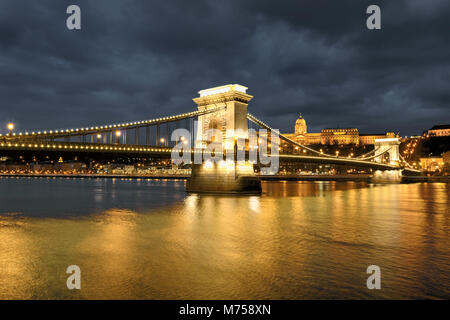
[[370, 170, 403, 183], [186, 163, 261, 194]]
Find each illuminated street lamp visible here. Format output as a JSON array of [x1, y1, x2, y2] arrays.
[[7, 123, 14, 135], [115, 130, 121, 144]]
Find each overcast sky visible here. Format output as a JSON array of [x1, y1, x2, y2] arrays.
[[0, 0, 449, 136]]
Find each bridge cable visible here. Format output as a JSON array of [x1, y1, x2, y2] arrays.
[[9, 106, 227, 141]]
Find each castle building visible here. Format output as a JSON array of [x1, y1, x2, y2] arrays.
[[426, 124, 450, 137], [321, 128, 359, 145], [284, 114, 397, 145]]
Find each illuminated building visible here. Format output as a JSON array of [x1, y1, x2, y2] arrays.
[[419, 157, 444, 172], [443, 151, 450, 164], [427, 124, 450, 137], [284, 114, 398, 145], [321, 128, 359, 145]]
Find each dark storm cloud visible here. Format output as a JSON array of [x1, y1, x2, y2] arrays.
[[0, 0, 449, 135]]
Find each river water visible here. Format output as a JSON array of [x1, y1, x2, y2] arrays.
[[0, 177, 448, 299]]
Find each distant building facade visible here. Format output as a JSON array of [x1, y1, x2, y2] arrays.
[[427, 124, 450, 137], [321, 128, 359, 145], [443, 151, 450, 164], [284, 114, 397, 145], [419, 157, 444, 172]]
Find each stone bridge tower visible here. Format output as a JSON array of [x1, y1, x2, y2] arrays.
[[187, 84, 261, 193], [193, 84, 253, 149]]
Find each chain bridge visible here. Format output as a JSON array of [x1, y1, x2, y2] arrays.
[[0, 84, 421, 191]]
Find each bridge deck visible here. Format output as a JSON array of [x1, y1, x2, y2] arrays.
[[0, 140, 421, 173]]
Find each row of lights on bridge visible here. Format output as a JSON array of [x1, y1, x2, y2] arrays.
[[3, 123, 172, 144], [0, 110, 201, 137], [0, 141, 174, 153]]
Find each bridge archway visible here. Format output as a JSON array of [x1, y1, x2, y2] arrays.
[[374, 138, 401, 165]]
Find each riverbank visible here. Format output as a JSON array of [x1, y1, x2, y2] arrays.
[[0, 173, 448, 183]]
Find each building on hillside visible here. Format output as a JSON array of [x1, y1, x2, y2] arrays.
[[283, 114, 397, 145], [427, 124, 450, 137], [419, 157, 444, 172], [321, 128, 359, 145], [443, 151, 450, 164]]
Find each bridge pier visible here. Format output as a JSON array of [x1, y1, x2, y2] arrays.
[[186, 163, 261, 194], [370, 170, 403, 183]]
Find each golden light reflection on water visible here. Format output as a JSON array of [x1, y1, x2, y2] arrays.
[[78, 209, 139, 298], [0, 180, 448, 299], [0, 215, 36, 299]]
